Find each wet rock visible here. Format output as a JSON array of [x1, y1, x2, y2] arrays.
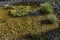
[[29, 11, 40, 16]]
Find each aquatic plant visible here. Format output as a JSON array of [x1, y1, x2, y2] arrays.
[[10, 5, 32, 16]]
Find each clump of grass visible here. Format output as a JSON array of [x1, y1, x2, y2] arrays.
[[40, 3, 53, 14]]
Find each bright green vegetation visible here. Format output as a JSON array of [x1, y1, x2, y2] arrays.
[[40, 3, 53, 13], [10, 5, 32, 16], [10, 3, 53, 17]]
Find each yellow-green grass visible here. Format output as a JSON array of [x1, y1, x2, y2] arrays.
[[0, 14, 58, 39], [0, 6, 59, 39]]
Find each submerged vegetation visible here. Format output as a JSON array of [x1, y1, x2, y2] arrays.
[[0, 2, 59, 40]]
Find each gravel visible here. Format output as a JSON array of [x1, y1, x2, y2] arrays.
[[0, 0, 48, 6], [42, 28, 60, 40]]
